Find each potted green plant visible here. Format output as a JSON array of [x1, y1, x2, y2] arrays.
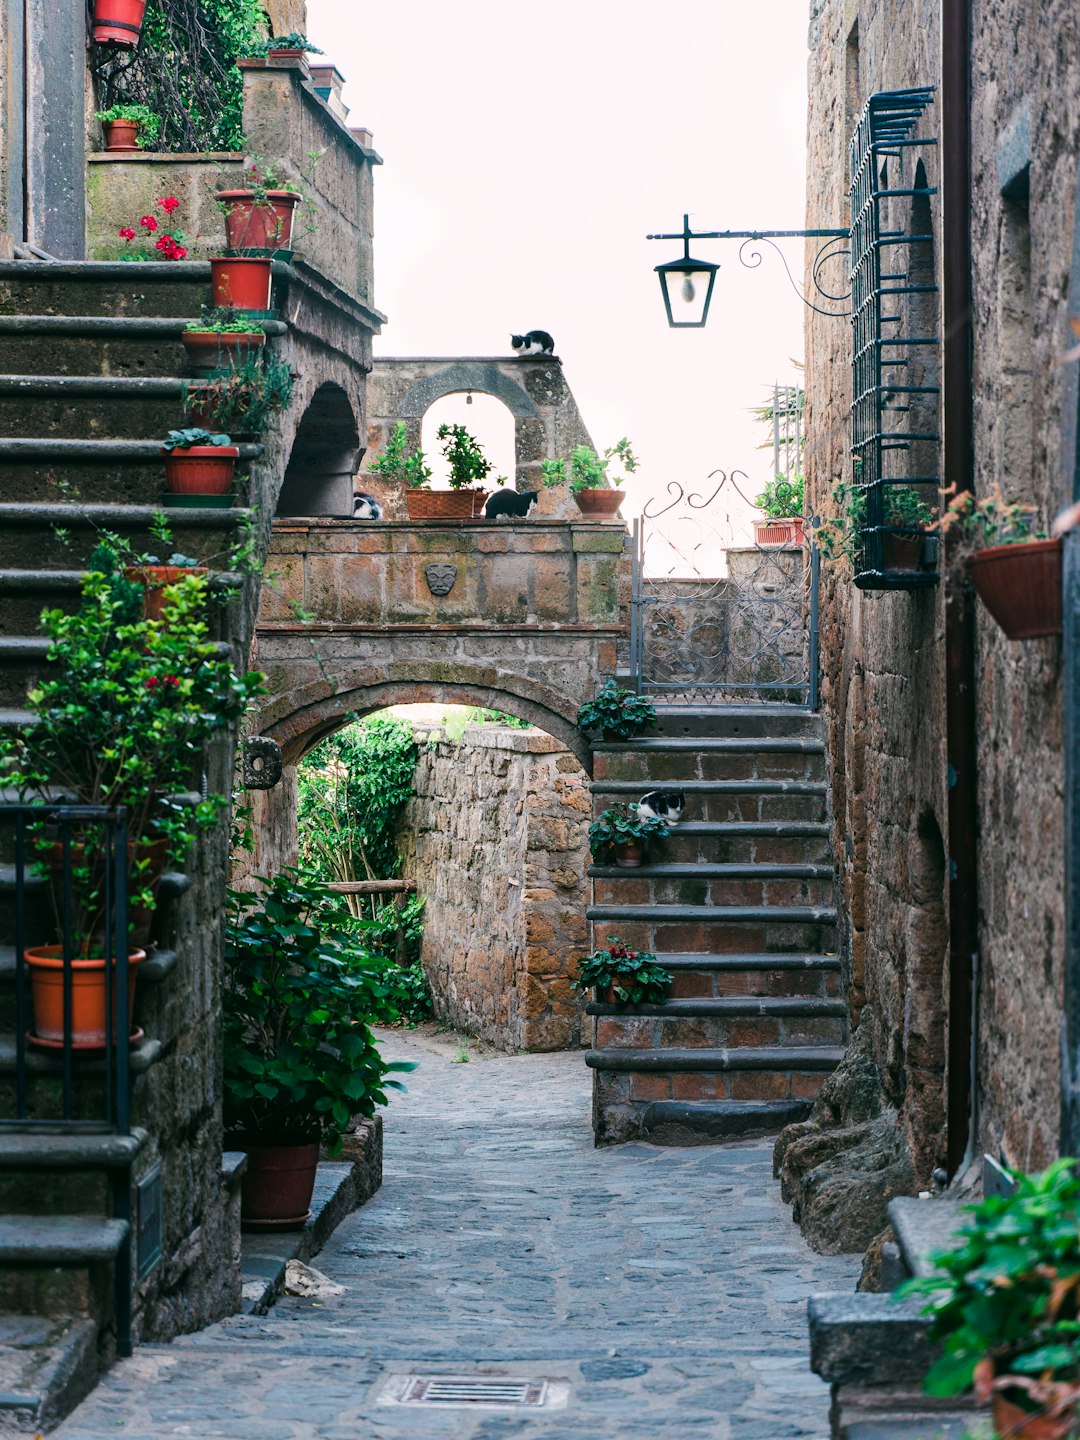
[[216, 161, 302, 255], [94, 103, 161, 152], [1, 539, 260, 1039], [181, 309, 267, 374], [577, 680, 657, 742], [753, 474, 805, 547], [939, 483, 1060, 639], [224, 868, 414, 1230], [898, 1158, 1080, 1439], [160, 427, 238, 496], [541, 438, 638, 518], [184, 354, 293, 439], [817, 478, 934, 573], [365, 421, 432, 502], [244, 31, 324, 59], [589, 803, 669, 868], [123, 547, 207, 622], [399, 422, 494, 519], [91, 0, 147, 46], [571, 936, 672, 1005]]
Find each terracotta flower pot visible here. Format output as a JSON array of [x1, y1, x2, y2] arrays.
[[91, 0, 146, 45], [240, 1142, 319, 1231], [181, 330, 265, 375], [24, 946, 145, 1047], [218, 190, 300, 252], [753, 517, 805, 547], [124, 564, 209, 621], [160, 444, 239, 495], [102, 119, 140, 152], [881, 532, 925, 572], [967, 537, 1063, 639], [613, 840, 645, 869], [602, 984, 625, 1006], [471, 491, 489, 517], [574, 488, 624, 518], [405, 489, 476, 520], [992, 1392, 1075, 1439], [210, 256, 272, 311]]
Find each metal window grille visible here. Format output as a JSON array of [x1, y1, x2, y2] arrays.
[[849, 87, 940, 590]]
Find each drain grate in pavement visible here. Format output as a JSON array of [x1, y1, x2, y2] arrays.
[[390, 1376, 550, 1408]]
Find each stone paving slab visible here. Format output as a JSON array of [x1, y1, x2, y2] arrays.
[[56, 1028, 860, 1439]]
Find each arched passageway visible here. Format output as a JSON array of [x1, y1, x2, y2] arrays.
[[275, 381, 361, 517]]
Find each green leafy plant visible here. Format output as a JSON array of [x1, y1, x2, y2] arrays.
[[576, 680, 656, 741], [366, 421, 432, 490], [161, 427, 233, 450], [184, 306, 266, 336], [898, 1158, 1080, 1430], [436, 423, 493, 491], [541, 438, 638, 493], [816, 479, 867, 565], [223, 869, 414, 1153], [571, 936, 672, 1004], [754, 473, 805, 519], [94, 103, 162, 147], [939, 482, 1042, 551], [247, 31, 323, 54], [884, 486, 934, 529], [588, 804, 669, 861], [355, 894, 431, 1026], [184, 355, 294, 434]]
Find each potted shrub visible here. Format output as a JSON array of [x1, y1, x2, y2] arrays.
[[224, 868, 414, 1230], [899, 1158, 1080, 1438], [571, 936, 672, 1005], [181, 310, 267, 374], [216, 162, 302, 254], [541, 438, 638, 518], [94, 103, 160, 152], [589, 803, 669, 868], [404, 422, 494, 519], [160, 428, 238, 496], [577, 680, 657, 742], [1, 539, 260, 1040], [91, 0, 147, 46], [184, 354, 294, 437], [940, 483, 1060, 639], [244, 31, 324, 60], [753, 473, 805, 546]]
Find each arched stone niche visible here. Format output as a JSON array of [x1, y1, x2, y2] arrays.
[[360, 356, 595, 519], [275, 381, 361, 517]]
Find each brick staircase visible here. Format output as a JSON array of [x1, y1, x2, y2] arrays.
[[0, 260, 262, 1425], [585, 704, 847, 1144]]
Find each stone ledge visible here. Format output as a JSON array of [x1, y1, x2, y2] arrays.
[[887, 1196, 966, 1278], [808, 1293, 938, 1386], [460, 724, 566, 755]]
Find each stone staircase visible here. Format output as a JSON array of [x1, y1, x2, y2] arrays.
[[0, 259, 262, 1424], [585, 704, 847, 1144]]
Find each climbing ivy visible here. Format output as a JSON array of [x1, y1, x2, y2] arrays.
[[95, 0, 269, 153]]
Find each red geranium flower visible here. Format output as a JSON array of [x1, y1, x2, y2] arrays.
[[145, 676, 160, 691], [158, 196, 180, 214], [172, 246, 187, 259], [139, 215, 158, 231], [118, 226, 135, 241], [163, 674, 180, 687]]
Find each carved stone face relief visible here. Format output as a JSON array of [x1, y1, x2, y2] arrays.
[[425, 563, 458, 597]]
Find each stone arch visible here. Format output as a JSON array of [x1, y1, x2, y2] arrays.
[[396, 363, 541, 423], [276, 381, 361, 517]]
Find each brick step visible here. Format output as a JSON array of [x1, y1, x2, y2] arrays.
[[586, 994, 848, 1016], [0, 437, 260, 507], [593, 745, 825, 785], [590, 867, 834, 909], [0, 260, 214, 318], [0, 375, 189, 441], [0, 1128, 146, 1169], [641, 1098, 814, 1145], [0, 503, 251, 571], [594, 736, 826, 753], [586, 1043, 845, 1074], [644, 704, 824, 740], [655, 824, 834, 865], [0, 1215, 128, 1264], [0, 315, 286, 377], [588, 904, 837, 960], [589, 997, 847, 1050]]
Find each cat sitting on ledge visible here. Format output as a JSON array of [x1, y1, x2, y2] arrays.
[[511, 329, 555, 357]]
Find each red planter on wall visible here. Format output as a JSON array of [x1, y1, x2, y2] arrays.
[[210, 257, 273, 311], [102, 119, 140, 152], [240, 1142, 319, 1231], [160, 445, 239, 496], [966, 538, 1063, 640], [91, 0, 147, 46], [218, 191, 300, 253]]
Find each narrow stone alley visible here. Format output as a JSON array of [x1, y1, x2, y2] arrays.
[[56, 1030, 859, 1440]]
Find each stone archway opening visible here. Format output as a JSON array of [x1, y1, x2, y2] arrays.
[[276, 380, 361, 517], [420, 392, 516, 489]]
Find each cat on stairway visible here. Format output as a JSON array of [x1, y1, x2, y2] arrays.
[[636, 790, 685, 824], [510, 330, 555, 357]]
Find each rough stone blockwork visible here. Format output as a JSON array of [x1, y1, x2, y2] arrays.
[[399, 724, 591, 1052]]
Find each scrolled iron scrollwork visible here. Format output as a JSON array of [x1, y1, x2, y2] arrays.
[[736, 235, 851, 319]]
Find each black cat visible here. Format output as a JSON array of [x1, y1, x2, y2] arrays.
[[510, 330, 555, 357], [636, 789, 685, 825], [484, 488, 539, 519], [353, 492, 383, 520]]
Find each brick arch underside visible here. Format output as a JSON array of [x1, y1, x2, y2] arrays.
[[260, 667, 592, 771]]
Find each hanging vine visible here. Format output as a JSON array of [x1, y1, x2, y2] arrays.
[[93, 0, 269, 153]]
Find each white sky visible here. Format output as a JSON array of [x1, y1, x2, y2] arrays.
[[306, 0, 810, 538]]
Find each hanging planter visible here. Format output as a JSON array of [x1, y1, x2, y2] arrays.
[[24, 946, 146, 1048], [218, 191, 300, 253], [966, 538, 1063, 639], [91, 0, 146, 46], [210, 257, 273, 312], [405, 490, 477, 520], [573, 489, 624, 518]]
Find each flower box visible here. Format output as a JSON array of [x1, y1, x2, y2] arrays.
[[967, 538, 1063, 639]]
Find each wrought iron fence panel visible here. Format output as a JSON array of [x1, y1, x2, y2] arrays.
[[630, 469, 819, 707]]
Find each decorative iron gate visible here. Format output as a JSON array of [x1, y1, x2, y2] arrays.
[[629, 469, 819, 707]]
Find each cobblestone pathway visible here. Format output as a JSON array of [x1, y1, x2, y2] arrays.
[[58, 1029, 860, 1439]]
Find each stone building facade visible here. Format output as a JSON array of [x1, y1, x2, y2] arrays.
[[782, 0, 1080, 1253], [400, 724, 592, 1052]]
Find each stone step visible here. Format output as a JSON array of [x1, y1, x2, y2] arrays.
[[0, 437, 260, 507], [589, 999, 847, 1051], [590, 861, 834, 910], [0, 260, 213, 319], [0, 1215, 128, 1264], [586, 994, 848, 1017], [0, 947, 178, 984], [0, 374, 188, 441], [658, 823, 834, 866], [641, 1098, 814, 1144], [587, 902, 837, 959], [0, 1128, 147, 1170], [0, 503, 251, 569], [0, 1032, 162, 1079], [0, 633, 236, 707], [887, 1195, 965, 1278], [593, 744, 825, 785], [0, 1314, 99, 1435], [591, 778, 829, 825], [645, 704, 824, 740], [0, 314, 286, 377]]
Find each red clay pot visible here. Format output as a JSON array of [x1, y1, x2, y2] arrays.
[[613, 840, 645, 869], [160, 445, 238, 495], [124, 564, 209, 621], [218, 190, 300, 252], [574, 488, 624, 518], [240, 1142, 319, 1231], [967, 537, 1063, 639], [24, 946, 145, 1047], [181, 330, 265, 374], [210, 256, 272, 311], [753, 518, 805, 547], [91, 0, 146, 45], [881, 533, 925, 572], [102, 119, 140, 152]]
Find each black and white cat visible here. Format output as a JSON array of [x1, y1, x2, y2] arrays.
[[636, 789, 685, 825], [484, 488, 539, 519], [510, 330, 555, 357], [353, 492, 383, 520]]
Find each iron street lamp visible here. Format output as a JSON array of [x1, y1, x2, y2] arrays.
[[654, 214, 720, 328]]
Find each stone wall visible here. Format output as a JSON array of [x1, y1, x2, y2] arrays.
[[399, 724, 592, 1052]]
